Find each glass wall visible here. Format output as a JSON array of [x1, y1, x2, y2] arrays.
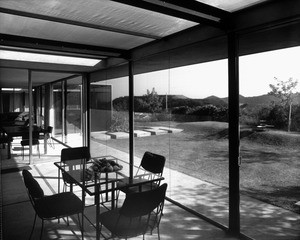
[[51, 76, 84, 147], [53, 82, 63, 138], [132, 55, 229, 225], [239, 46, 300, 239], [65, 76, 83, 147], [89, 76, 129, 160]]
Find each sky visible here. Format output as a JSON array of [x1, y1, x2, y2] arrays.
[[104, 45, 300, 99]]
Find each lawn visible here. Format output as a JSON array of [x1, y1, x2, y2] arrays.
[[96, 121, 300, 214]]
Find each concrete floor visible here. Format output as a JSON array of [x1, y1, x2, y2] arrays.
[[1, 137, 299, 240]]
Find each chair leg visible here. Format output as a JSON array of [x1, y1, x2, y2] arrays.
[[77, 213, 84, 240], [48, 137, 55, 149], [157, 227, 161, 240], [37, 144, 40, 158], [28, 213, 37, 240], [40, 219, 44, 240]]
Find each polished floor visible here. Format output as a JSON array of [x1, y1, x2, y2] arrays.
[[1, 137, 299, 240]]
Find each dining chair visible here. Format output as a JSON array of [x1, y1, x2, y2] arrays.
[[22, 169, 83, 240], [21, 132, 40, 160], [99, 183, 168, 240], [0, 135, 12, 159], [117, 151, 166, 197], [59, 146, 90, 193]]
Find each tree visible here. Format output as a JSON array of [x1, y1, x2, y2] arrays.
[[268, 77, 298, 132], [142, 88, 163, 114]]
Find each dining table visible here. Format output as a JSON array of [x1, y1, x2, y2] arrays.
[[54, 155, 165, 240]]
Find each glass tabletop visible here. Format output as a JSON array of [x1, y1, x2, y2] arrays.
[[54, 155, 164, 196]]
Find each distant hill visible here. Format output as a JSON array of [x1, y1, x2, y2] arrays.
[[167, 93, 300, 108], [222, 94, 278, 107], [113, 93, 300, 111], [202, 95, 227, 106], [160, 94, 227, 108]]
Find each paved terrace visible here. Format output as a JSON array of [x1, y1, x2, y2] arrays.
[[1, 133, 299, 240]]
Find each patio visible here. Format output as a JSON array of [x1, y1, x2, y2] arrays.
[[1, 136, 299, 240]]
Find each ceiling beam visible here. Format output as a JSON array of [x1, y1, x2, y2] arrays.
[[112, 0, 226, 29], [0, 7, 160, 40], [0, 34, 129, 58], [155, 0, 230, 20]]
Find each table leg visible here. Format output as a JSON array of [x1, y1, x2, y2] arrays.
[[95, 185, 100, 240], [105, 173, 108, 202], [81, 185, 85, 240], [111, 182, 115, 209]]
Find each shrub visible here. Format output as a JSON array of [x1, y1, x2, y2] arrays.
[[171, 106, 190, 115], [109, 111, 129, 132], [266, 104, 287, 129]]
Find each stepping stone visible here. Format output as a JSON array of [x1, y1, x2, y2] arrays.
[[159, 127, 183, 133], [91, 131, 111, 140], [143, 128, 168, 135], [107, 132, 129, 139], [133, 130, 151, 137]]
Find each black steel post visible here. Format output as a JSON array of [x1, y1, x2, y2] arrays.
[[228, 31, 240, 235], [128, 60, 134, 180]]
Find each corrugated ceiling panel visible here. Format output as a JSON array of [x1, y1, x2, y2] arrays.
[[0, 68, 74, 88], [0, 13, 152, 49], [0, 0, 198, 38]]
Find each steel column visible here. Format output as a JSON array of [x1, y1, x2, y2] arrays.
[[228, 31, 240, 235], [128, 60, 134, 179], [28, 70, 33, 164]]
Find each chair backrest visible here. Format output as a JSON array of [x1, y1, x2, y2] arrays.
[[22, 131, 40, 140], [120, 183, 167, 218], [22, 170, 44, 203], [0, 136, 12, 144], [23, 119, 29, 126], [47, 126, 53, 134], [140, 151, 166, 175], [61, 146, 90, 162]]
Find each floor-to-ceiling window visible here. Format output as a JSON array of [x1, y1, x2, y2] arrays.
[[239, 45, 300, 239], [132, 54, 230, 226], [65, 76, 84, 147], [53, 82, 63, 137], [89, 74, 129, 160], [51, 76, 84, 147]]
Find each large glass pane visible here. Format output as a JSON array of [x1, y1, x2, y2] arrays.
[[53, 83, 62, 138], [240, 46, 300, 239], [168, 59, 229, 225], [133, 55, 229, 226], [89, 76, 129, 162], [65, 76, 83, 147]]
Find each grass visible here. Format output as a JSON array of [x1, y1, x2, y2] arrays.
[[96, 121, 300, 214]]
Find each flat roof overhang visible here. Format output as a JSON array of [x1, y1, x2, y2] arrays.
[[1, 0, 300, 87]]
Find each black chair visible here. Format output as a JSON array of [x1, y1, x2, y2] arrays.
[[59, 147, 90, 193], [21, 132, 40, 160], [0, 136, 12, 159], [22, 169, 83, 240], [99, 183, 167, 240], [118, 151, 166, 195]]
